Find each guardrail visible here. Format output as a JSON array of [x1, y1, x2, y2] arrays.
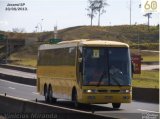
[[132, 87, 159, 104], [0, 94, 115, 119], [142, 61, 159, 65]]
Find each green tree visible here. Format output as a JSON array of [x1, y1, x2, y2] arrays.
[[143, 13, 152, 30], [12, 27, 25, 33], [86, 0, 97, 26], [95, 0, 108, 26]]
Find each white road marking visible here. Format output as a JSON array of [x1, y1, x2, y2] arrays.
[[8, 87, 15, 90], [137, 109, 159, 113], [32, 92, 39, 95], [0, 79, 35, 88]]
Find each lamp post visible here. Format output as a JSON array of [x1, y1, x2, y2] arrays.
[[5, 36, 8, 63], [35, 19, 44, 41], [36, 23, 42, 32], [41, 19, 43, 32], [130, 0, 132, 25], [36, 19, 43, 32], [135, 23, 140, 55], [35, 26, 38, 32], [0, 34, 8, 63]]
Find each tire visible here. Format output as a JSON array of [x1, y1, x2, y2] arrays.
[[44, 85, 49, 103], [112, 103, 121, 109], [52, 97, 57, 103], [48, 86, 57, 103], [72, 90, 78, 108], [48, 86, 53, 103]]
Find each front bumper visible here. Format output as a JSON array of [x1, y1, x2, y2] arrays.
[[79, 93, 132, 104]]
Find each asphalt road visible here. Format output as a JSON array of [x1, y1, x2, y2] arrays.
[[141, 50, 159, 53], [141, 65, 159, 70], [0, 79, 159, 119], [0, 67, 36, 79]]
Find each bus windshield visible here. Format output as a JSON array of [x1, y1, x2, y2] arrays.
[[83, 47, 131, 86]]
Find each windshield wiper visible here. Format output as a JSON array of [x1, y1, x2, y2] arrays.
[[109, 65, 124, 86], [97, 70, 107, 87]]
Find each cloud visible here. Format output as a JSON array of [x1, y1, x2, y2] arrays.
[[0, 20, 9, 26]]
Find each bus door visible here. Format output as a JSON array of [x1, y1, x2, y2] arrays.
[[77, 46, 83, 87]]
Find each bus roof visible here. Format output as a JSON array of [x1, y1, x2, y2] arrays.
[[39, 39, 129, 50]]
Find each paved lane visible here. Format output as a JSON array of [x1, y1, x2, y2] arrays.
[[0, 67, 36, 79], [0, 79, 42, 100], [0, 79, 159, 119], [141, 50, 160, 53], [141, 65, 159, 70]]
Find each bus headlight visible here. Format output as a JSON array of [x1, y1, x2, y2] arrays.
[[87, 90, 92, 93], [120, 90, 131, 93], [84, 89, 97, 93]]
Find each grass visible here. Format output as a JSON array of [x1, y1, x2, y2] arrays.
[[9, 52, 37, 68], [58, 25, 159, 43], [130, 43, 159, 50], [12, 59, 37, 67], [142, 51, 159, 62], [142, 55, 159, 62], [8, 43, 40, 68], [131, 49, 159, 62], [9, 57, 37, 67], [133, 70, 159, 89]]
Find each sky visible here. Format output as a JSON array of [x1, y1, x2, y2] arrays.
[[0, 0, 159, 32]]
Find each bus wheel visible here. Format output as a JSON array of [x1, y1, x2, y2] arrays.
[[112, 103, 121, 109], [48, 86, 57, 103], [44, 86, 49, 103], [72, 90, 78, 108], [48, 86, 53, 103]]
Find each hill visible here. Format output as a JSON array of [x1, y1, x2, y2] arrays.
[[58, 25, 159, 43], [0, 25, 159, 67], [1, 25, 159, 43]]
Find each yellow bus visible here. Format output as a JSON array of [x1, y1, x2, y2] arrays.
[[37, 39, 132, 108]]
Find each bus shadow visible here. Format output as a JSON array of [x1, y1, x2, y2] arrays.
[[38, 100, 122, 112]]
